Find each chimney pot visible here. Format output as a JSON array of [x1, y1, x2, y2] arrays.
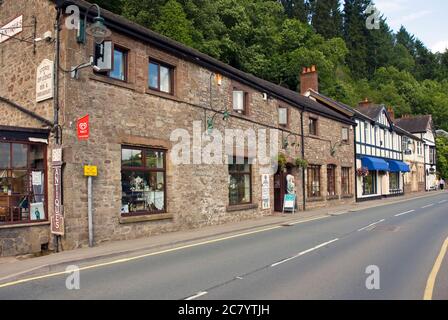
[[300, 65, 319, 95]]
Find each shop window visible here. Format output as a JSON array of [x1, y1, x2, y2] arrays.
[[148, 60, 174, 94], [121, 147, 166, 215], [0, 142, 47, 224], [363, 171, 377, 195], [389, 172, 400, 191], [341, 167, 351, 195], [327, 165, 336, 196], [228, 157, 252, 206], [307, 165, 321, 197]]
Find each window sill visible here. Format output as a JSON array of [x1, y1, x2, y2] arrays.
[[90, 74, 136, 91], [341, 194, 354, 199], [119, 213, 173, 224], [0, 221, 50, 229], [326, 195, 339, 201], [307, 196, 324, 202], [226, 203, 258, 212], [145, 87, 181, 102]]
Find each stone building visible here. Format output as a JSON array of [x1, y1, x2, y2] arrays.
[[0, 0, 354, 256]]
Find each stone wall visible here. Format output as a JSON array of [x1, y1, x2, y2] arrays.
[[0, 0, 57, 256], [0, 0, 354, 255]]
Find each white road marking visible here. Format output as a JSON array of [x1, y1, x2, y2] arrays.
[[271, 238, 339, 267], [395, 210, 415, 217], [438, 200, 447, 204], [357, 219, 386, 232], [422, 204, 434, 209], [284, 216, 329, 226], [185, 291, 208, 300]]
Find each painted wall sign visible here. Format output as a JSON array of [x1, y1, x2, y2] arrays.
[[0, 15, 23, 44], [36, 59, 54, 102], [261, 174, 270, 209], [77, 115, 89, 140]]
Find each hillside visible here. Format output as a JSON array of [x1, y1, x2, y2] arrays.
[[94, 0, 448, 132]]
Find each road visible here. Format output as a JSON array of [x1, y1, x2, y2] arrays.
[[0, 193, 447, 300]]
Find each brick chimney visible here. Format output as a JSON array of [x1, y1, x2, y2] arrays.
[[300, 65, 318, 95], [387, 106, 395, 121], [359, 98, 371, 107]]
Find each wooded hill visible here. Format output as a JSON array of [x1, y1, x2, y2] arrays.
[[93, 0, 448, 133]]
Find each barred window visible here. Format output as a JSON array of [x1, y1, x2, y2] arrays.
[[327, 165, 336, 196]]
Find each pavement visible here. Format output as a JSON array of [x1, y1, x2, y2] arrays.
[[0, 190, 447, 300]]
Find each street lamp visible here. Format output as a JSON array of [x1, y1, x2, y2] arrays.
[[82, 4, 111, 44]]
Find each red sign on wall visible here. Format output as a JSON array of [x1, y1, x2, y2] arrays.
[[77, 115, 89, 140]]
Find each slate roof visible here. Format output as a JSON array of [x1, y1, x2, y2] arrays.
[[55, 0, 355, 125], [394, 115, 432, 133], [355, 104, 384, 120]]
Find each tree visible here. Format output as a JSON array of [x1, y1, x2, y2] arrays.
[[343, 0, 372, 79], [153, 0, 195, 46], [280, 0, 309, 23], [310, 0, 342, 39], [94, 0, 124, 14], [436, 137, 448, 180]]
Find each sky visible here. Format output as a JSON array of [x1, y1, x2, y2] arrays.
[[373, 0, 448, 53]]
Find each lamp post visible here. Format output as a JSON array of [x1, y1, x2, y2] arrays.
[[81, 4, 111, 44]]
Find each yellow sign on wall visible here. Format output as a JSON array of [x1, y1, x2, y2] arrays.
[[84, 165, 98, 177]]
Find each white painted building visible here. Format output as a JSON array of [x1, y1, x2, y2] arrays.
[[395, 115, 437, 191], [353, 103, 410, 201]]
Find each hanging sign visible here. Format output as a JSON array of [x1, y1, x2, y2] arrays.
[[51, 147, 64, 235], [36, 59, 54, 102], [0, 15, 23, 43], [77, 115, 89, 140], [261, 174, 270, 209], [283, 194, 296, 214]]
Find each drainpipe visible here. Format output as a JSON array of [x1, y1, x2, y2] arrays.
[[300, 110, 306, 211]]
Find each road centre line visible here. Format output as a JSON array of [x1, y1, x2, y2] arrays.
[[271, 238, 339, 267], [357, 219, 385, 232], [438, 200, 447, 204], [185, 291, 208, 300], [395, 210, 415, 217], [422, 204, 434, 209]]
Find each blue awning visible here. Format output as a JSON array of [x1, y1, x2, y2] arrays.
[[361, 156, 390, 171], [387, 160, 410, 173]]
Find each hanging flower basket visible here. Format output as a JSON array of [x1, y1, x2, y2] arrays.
[[357, 167, 369, 177]]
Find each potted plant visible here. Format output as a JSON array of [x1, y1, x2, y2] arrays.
[[356, 167, 369, 177], [295, 157, 308, 169], [277, 154, 287, 172]]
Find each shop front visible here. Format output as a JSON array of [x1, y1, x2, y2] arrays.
[[0, 126, 50, 256]]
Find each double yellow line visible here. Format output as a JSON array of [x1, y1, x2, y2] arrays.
[[423, 236, 448, 300]]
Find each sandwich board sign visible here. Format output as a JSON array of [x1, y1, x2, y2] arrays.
[[282, 194, 296, 214]]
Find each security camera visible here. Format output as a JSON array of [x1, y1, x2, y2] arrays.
[[43, 31, 53, 42]]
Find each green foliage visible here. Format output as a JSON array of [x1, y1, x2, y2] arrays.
[[436, 137, 448, 179], [101, 0, 447, 132]]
